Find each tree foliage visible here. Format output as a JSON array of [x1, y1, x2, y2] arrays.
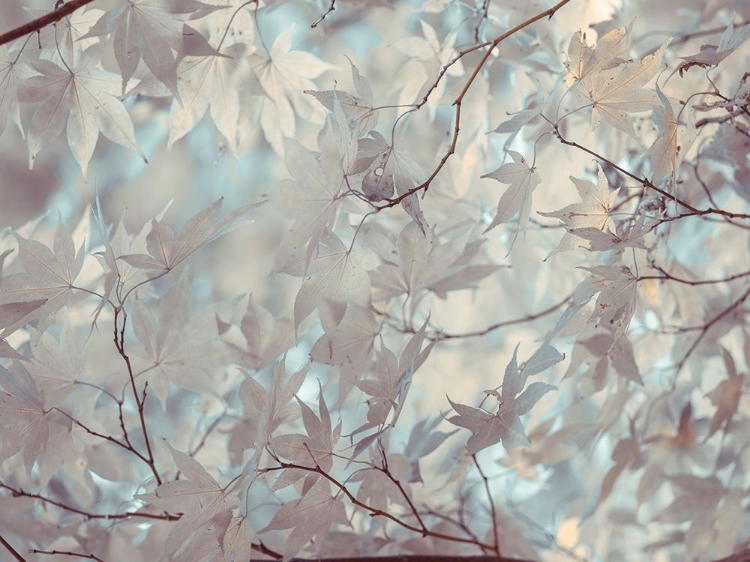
[[0, 0, 749, 561]]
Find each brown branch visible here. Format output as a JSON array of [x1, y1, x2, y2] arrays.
[[379, 294, 571, 341], [0, 482, 178, 522], [1, 482, 283, 560], [263, 461, 497, 552], [30, 549, 103, 562], [672, 283, 750, 379], [50, 407, 153, 465], [294, 548, 520, 560], [0, 0, 98, 48], [311, 0, 336, 28], [472, 455, 500, 557], [113, 308, 162, 486], [639, 266, 750, 286], [0, 534, 25, 562], [374, 444, 428, 537], [553, 129, 750, 221]]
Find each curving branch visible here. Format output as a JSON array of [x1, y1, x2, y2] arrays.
[[0, 0, 98, 48]]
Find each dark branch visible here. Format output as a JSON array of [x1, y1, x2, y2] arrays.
[[0, 0, 98, 48], [0, 534, 25, 562]]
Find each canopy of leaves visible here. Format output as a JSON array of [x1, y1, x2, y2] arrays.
[[0, 1, 749, 562]]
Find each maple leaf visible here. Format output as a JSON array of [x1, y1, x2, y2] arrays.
[[34, 5, 104, 67], [565, 23, 632, 87], [278, 230, 373, 331], [85, 0, 221, 95], [253, 30, 335, 153], [274, 137, 346, 273], [353, 319, 433, 436], [565, 214, 652, 254], [597, 426, 639, 507], [705, 347, 744, 437], [356, 132, 428, 232], [194, 0, 256, 48], [654, 475, 725, 525], [401, 415, 457, 483], [306, 58, 379, 136], [131, 275, 219, 401], [271, 384, 341, 475], [138, 446, 240, 558], [566, 330, 643, 389], [310, 302, 379, 369], [571, 38, 672, 138], [370, 222, 499, 301], [481, 150, 541, 235], [26, 325, 85, 406], [0, 46, 23, 137], [18, 45, 144, 178], [447, 346, 556, 453], [0, 362, 48, 474], [500, 421, 594, 481], [646, 85, 695, 183], [679, 22, 750, 76], [91, 200, 176, 307], [168, 42, 261, 153], [0, 217, 85, 337], [221, 516, 254, 562], [349, 467, 408, 514], [259, 479, 348, 561], [237, 361, 308, 447], [120, 197, 264, 272], [539, 164, 619, 259], [579, 264, 638, 343], [236, 294, 294, 370], [392, 19, 464, 106]]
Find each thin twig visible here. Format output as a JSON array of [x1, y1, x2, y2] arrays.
[[30, 549, 103, 562], [553, 129, 750, 221], [312, 0, 336, 28], [672, 284, 750, 382], [472, 455, 500, 557], [262, 461, 497, 552], [113, 308, 162, 486], [0, 482, 178, 522]]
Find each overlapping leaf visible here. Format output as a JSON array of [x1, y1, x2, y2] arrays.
[[85, 0, 222, 94], [482, 150, 541, 235], [0, 218, 85, 337], [0, 362, 48, 474], [0, 46, 23, 137], [448, 345, 557, 452], [357, 133, 428, 232], [253, 30, 334, 153], [539, 165, 618, 258], [647, 85, 695, 183], [278, 231, 373, 331], [259, 479, 348, 561], [271, 386, 341, 481], [120, 197, 264, 272], [167, 42, 260, 152], [19, 45, 144, 178], [570, 31, 671, 138], [370, 222, 499, 301], [138, 447, 240, 558], [306, 59, 378, 136]]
